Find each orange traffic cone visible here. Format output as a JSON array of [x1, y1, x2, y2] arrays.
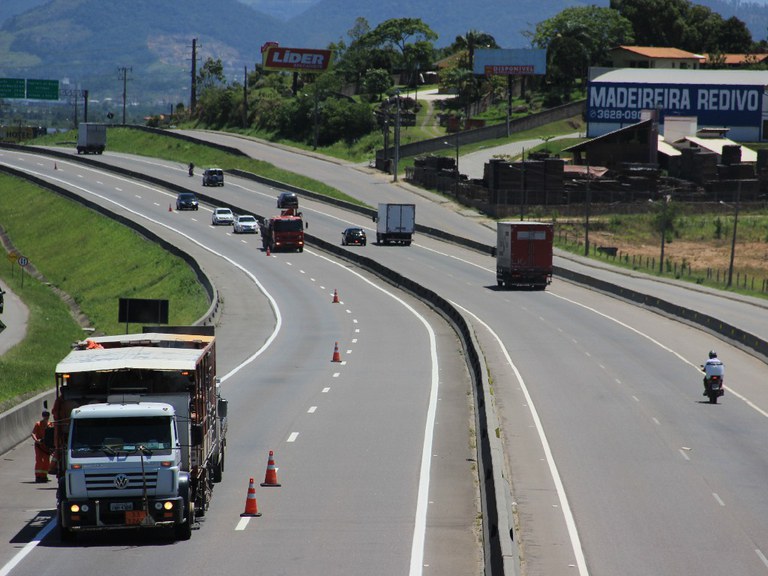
[[332, 289, 339, 304], [168, 203, 173, 212], [266, 245, 271, 256], [332, 342, 341, 363], [240, 477, 262, 517], [260, 450, 281, 487]]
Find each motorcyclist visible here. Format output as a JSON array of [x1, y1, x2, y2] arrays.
[[188, 162, 194, 177], [702, 350, 724, 395]]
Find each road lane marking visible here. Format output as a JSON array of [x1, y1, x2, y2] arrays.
[[287, 432, 299, 442], [0, 515, 56, 576], [712, 493, 725, 506], [451, 302, 590, 576], [308, 406, 317, 413]]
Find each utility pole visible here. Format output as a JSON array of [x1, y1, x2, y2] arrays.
[[243, 65, 248, 128], [190, 38, 198, 113], [117, 66, 132, 125]]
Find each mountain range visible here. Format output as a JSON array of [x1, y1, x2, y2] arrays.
[[1, 0, 768, 106]]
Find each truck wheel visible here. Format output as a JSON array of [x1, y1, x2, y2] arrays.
[[212, 454, 224, 483], [57, 508, 75, 543], [175, 499, 193, 541]]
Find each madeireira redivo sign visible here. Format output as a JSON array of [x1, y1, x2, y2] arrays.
[[262, 46, 333, 72]]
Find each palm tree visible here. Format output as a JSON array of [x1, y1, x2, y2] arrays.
[[452, 30, 499, 73]]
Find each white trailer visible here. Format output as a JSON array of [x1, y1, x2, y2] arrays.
[[374, 203, 415, 246]]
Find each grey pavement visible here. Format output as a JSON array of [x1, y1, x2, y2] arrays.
[[0, 278, 28, 356], [460, 133, 580, 180]]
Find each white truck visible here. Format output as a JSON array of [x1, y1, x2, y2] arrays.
[[373, 203, 415, 245], [52, 327, 227, 542], [76, 122, 107, 154]]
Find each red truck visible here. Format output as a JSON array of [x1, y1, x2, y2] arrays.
[[261, 209, 304, 253], [495, 221, 554, 290]]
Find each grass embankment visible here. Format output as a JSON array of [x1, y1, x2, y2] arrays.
[[32, 127, 369, 208], [0, 174, 209, 410]]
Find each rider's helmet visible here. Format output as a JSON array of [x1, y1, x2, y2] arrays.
[[709, 350, 717, 359]]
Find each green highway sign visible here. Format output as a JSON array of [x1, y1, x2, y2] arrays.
[[26, 79, 59, 100], [0, 78, 26, 99]]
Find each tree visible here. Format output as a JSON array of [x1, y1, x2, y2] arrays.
[[532, 6, 633, 98], [363, 68, 392, 101], [365, 17, 438, 81], [197, 57, 225, 91], [611, 0, 754, 53], [451, 30, 499, 72]]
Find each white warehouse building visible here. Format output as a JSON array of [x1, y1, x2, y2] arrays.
[[586, 68, 768, 141]]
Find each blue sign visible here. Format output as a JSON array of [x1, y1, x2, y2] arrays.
[[473, 49, 547, 76], [587, 82, 764, 126]]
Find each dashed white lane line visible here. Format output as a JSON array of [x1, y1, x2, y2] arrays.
[[322, 387, 330, 393], [287, 432, 299, 443], [332, 372, 340, 378], [712, 493, 725, 506], [308, 406, 317, 414]]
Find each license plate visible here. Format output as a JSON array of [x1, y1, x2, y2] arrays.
[[125, 510, 147, 525], [110, 502, 133, 512]]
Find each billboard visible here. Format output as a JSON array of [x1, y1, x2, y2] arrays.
[[586, 81, 764, 127], [473, 49, 547, 76], [262, 47, 333, 72]]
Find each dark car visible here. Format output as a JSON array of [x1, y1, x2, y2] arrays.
[[202, 168, 224, 187], [277, 192, 299, 209], [176, 192, 199, 211], [341, 227, 367, 246]]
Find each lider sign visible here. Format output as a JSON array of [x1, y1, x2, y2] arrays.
[[262, 47, 333, 72]]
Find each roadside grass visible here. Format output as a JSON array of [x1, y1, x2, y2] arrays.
[[553, 206, 768, 298], [0, 174, 210, 409], [31, 128, 370, 208]]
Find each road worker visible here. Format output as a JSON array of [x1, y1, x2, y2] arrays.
[[31, 411, 53, 483]]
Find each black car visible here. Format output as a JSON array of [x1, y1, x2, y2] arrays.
[[176, 192, 199, 211], [202, 168, 224, 187], [341, 227, 367, 246], [277, 192, 299, 209]]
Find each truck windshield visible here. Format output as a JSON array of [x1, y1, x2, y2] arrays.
[[70, 416, 173, 457], [273, 219, 303, 232]]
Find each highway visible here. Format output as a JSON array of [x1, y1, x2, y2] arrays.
[[0, 151, 480, 576], [3, 141, 768, 575]]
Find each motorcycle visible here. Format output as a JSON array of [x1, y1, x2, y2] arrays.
[[188, 163, 194, 177], [701, 366, 725, 404]]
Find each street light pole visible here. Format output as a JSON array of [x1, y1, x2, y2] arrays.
[[727, 180, 741, 288], [393, 90, 401, 182], [584, 159, 591, 256]]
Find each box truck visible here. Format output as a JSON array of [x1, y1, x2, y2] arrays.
[[374, 203, 415, 245], [76, 123, 107, 154], [496, 221, 554, 289]]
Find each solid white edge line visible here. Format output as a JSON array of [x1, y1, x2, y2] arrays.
[[0, 518, 56, 576], [307, 249, 438, 576], [450, 301, 590, 576]]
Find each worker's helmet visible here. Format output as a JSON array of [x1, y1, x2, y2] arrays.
[[709, 350, 717, 359]]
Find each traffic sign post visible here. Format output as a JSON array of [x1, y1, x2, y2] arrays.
[[26, 79, 59, 100], [0, 78, 25, 99], [17, 256, 28, 288]]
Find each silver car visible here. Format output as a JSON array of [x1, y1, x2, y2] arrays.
[[233, 214, 259, 234], [212, 207, 235, 226]]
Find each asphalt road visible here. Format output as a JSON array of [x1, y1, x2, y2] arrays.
[[0, 151, 481, 576], [4, 142, 768, 575]]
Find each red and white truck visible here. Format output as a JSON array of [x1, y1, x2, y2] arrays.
[[495, 221, 554, 290]]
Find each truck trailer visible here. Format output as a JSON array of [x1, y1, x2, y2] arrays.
[[495, 221, 554, 290], [374, 203, 415, 245], [52, 327, 227, 542], [76, 123, 107, 154]]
